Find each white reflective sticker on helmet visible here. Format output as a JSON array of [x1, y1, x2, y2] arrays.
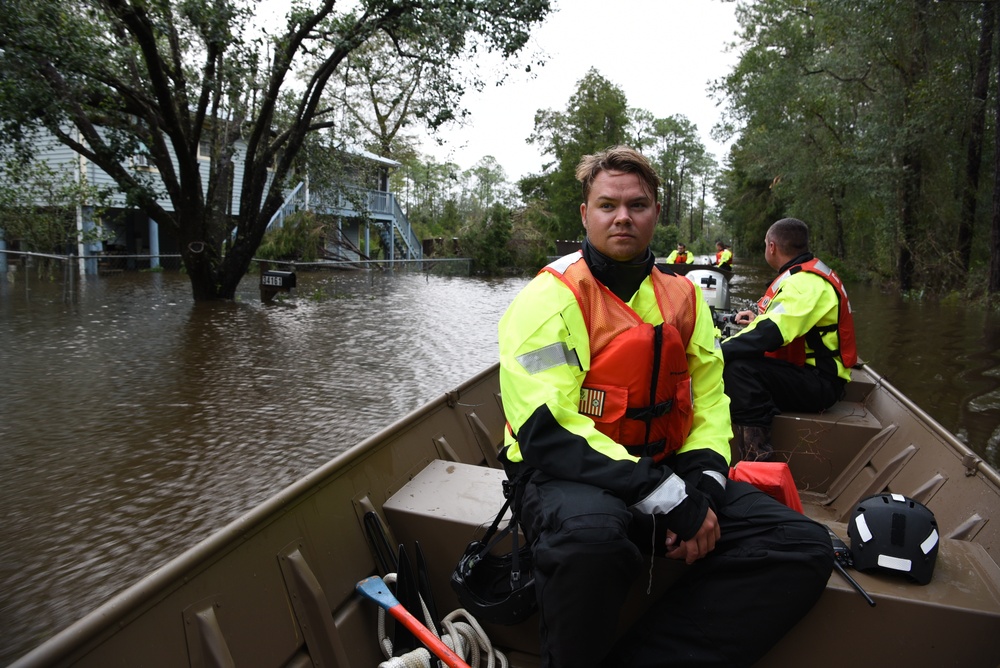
[[921, 529, 939, 555], [855, 513, 873, 542], [877, 554, 912, 572], [890, 493, 906, 503]]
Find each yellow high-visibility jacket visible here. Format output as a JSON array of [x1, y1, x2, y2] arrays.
[[498, 254, 732, 536]]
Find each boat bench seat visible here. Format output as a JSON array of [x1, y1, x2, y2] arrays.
[[771, 400, 884, 485], [385, 460, 1000, 666], [769, 366, 887, 512]]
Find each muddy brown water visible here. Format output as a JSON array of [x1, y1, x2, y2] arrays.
[[1, 263, 998, 664]]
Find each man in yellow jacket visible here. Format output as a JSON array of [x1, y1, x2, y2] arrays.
[[714, 241, 733, 269], [665, 242, 695, 264], [497, 146, 832, 667], [722, 218, 856, 462]]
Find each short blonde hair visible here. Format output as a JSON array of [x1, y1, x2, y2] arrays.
[[576, 146, 660, 203]]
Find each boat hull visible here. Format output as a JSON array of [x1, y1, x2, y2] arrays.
[[11, 363, 1000, 667]]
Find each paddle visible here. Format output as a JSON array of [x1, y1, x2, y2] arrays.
[[356, 575, 471, 668], [392, 544, 420, 656]]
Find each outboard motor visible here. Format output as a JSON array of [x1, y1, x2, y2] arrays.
[[686, 267, 731, 312], [684, 267, 738, 337]]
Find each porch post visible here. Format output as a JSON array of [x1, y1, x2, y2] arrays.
[[148, 216, 160, 268], [77, 205, 99, 275]]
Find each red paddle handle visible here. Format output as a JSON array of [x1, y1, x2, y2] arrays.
[[356, 576, 470, 668], [385, 602, 470, 668]]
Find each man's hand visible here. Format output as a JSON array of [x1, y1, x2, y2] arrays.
[[735, 310, 756, 326], [664, 508, 721, 565]]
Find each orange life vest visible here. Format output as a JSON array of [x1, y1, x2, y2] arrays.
[[757, 257, 858, 368], [542, 253, 698, 461], [676, 252, 689, 263]]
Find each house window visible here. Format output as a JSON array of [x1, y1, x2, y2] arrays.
[[132, 153, 157, 171], [198, 141, 212, 161]]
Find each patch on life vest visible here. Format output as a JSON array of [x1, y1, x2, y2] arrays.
[[579, 387, 605, 417], [759, 296, 771, 310]]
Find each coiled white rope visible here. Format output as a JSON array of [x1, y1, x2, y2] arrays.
[[376, 573, 509, 668]]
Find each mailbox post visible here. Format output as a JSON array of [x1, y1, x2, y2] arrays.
[[260, 270, 297, 303]]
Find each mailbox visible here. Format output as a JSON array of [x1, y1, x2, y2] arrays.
[[260, 270, 296, 302], [260, 270, 296, 289]]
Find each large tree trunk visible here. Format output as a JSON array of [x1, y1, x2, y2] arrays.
[[832, 185, 846, 259], [991, 14, 1000, 294], [897, 0, 931, 292], [957, 1, 995, 274]]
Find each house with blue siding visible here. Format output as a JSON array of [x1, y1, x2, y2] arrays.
[[0, 128, 419, 273], [269, 148, 421, 264]]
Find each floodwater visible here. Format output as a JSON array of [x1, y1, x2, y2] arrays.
[[1, 262, 999, 664], [0, 267, 530, 665]]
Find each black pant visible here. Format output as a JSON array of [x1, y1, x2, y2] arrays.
[[517, 473, 833, 668], [723, 357, 845, 427]]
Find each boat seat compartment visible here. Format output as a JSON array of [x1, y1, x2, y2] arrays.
[[383, 460, 540, 653], [382, 459, 685, 655], [772, 400, 885, 492]]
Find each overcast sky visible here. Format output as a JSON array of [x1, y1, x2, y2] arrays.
[[419, 0, 743, 181]]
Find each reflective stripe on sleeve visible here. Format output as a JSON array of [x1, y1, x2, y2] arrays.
[[631, 473, 688, 515], [516, 342, 582, 375], [703, 470, 728, 490]]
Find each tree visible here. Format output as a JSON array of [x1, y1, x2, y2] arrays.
[[331, 31, 444, 160], [0, 0, 551, 300], [645, 115, 710, 231], [525, 68, 630, 241], [714, 0, 986, 290], [958, 0, 995, 275], [463, 156, 513, 214], [460, 202, 513, 274]]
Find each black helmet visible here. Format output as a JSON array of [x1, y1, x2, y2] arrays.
[[450, 538, 536, 625], [450, 490, 536, 626], [848, 493, 939, 585]]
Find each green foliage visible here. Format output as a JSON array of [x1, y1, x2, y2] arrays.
[[0, 157, 112, 252], [525, 68, 631, 241], [650, 224, 680, 259], [456, 202, 548, 275], [714, 0, 989, 292], [256, 212, 324, 263], [460, 203, 513, 275]]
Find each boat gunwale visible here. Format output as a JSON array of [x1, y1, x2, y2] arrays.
[[858, 361, 1000, 488]]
